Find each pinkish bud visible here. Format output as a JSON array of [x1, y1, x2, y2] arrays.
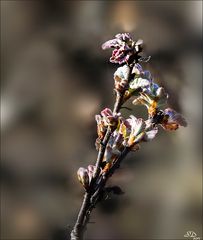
[[102, 33, 145, 64]]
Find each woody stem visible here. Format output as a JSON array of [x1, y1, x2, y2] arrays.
[[70, 65, 132, 240]]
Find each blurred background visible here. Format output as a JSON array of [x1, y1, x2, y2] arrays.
[[1, 1, 202, 240]]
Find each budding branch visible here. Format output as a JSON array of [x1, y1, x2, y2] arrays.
[[70, 33, 186, 240], [70, 68, 132, 240]]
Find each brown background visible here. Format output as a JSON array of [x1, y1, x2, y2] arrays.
[[1, 1, 202, 239]]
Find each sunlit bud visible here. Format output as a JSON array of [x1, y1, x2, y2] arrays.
[[129, 77, 150, 91], [128, 116, 145, 138], [102, 33, 150, 65], [102, 33, 143, 64], [95, 114, 106, 140], [101, 108, 121, 127], [156, 87, 168, 106], [114, 65, 130, 92], [132, 84, 168, 117], [77, 167, 89, 190]]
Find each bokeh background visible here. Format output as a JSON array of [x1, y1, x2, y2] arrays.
[[1, 1, 202, 240]]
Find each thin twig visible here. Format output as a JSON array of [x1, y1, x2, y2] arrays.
[[81, 148, 130, 232], [70, 66, 132, 240], [70, 192, 91, 240], [70, 94, 123, 240]]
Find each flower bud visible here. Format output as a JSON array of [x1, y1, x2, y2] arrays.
[[102, 33, 144, 64], [129, 77, 150, 91], [114, 65, 130, 92], [77, 167, 89, 190], [95, 115, 106, 140], [101, 108, 120, 127]]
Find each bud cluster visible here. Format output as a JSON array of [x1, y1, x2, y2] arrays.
[[95, 108, 120, 141], [76, 32, 187, 192], [71, 33, 188, 240], [77, 165, 101, 190], [102, 33, 144, 64]]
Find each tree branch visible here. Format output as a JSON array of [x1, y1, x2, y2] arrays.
[[70, 66, 132, 240]]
